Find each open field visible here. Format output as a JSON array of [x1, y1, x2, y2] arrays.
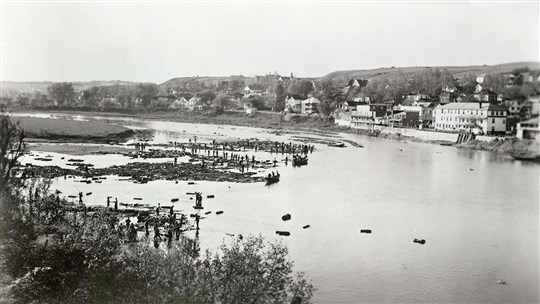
[[14, 116, 135, 143], [321, 62, 540, 82]]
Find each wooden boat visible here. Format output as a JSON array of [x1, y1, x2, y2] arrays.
[[292, 156, 308, 167], [328, 142, 346, 148], [265, 174, 280, 185], [511, 153, 540, 162]]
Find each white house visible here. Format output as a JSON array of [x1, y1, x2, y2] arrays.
[[243, 85, 264, 98], [301, 97, 320, 114], [516, 117, 540, 140], [187, 97, 201, 110], [351, 103, 389, 127], [433, 102, 507, 135], [285, 96, 303, 113], [170, 97, 188, 109]]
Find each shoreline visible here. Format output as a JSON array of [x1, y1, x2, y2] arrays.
[[10, 108, 539, 156]]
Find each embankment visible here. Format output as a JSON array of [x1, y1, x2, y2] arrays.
[[14, 117, 137, 143]]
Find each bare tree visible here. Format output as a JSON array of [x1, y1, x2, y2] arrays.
[[0, 106, 26, 190]]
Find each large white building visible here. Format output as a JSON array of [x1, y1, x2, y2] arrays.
[[301, 97, 320, 114], [433, 102, 507, 135]]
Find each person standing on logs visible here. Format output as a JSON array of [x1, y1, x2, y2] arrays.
[[154, 224, 162, 241], [195, 193, 203, 208], [114, 198, 118, 212], [195, 214, 200, 230], [167, 226, 173, 247], [145, 220, 150, 237], [79, 192, 83, 205]]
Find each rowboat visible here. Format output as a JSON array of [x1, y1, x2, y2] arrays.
[[265, 174, 280, 185], [328, 142, 346, 148], [511, 152, 540, 163]]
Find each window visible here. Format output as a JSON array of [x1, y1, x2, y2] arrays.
[[503, 119, 506, 124], [492, 118, 495, 123]]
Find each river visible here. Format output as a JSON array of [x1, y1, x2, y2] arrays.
[[18, 113, 540, 304]]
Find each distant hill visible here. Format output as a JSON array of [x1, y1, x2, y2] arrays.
[[159, 75, 252, 90], [1, 80, 139, 95], [320, 62, 540, 83]]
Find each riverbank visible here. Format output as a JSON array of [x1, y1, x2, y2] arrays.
[[10, 108, 539, 155], [14, 116, 140, 143]]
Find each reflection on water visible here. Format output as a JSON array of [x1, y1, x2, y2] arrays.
[[23, 113, 540, 304]]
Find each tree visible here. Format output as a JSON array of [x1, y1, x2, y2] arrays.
[[315, 79, 344, 118], [135, 83, 159, 107], [461, 73, 478, 94], [483, 74, 506, 93], [0, 106, 26, 189], [274, 83, 286, 112], [195, 236, 315, 304], [212, 94, 234, 109], [47, 83, 76, 107], [197, 89, 217, 104]]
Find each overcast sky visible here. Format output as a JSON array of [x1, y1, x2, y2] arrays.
[[1, 1, 538, 83]]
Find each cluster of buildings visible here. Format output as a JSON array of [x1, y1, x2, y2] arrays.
[[337, 75, 540, 139]]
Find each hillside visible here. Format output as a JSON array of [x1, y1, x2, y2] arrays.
[[1, 80, 139, 95], [320, 62, 540, 82], [160, 75, 250, 88]]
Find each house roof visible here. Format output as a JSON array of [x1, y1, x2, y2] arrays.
[[302, 97, 320, 104], [437, 102, 507, 111], [343, 101, 362, 106], [476, 88, 498, 95], [519, 117, 540, 125], [245, 84, 265, 91]]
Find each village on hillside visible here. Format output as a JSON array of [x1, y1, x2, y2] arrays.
[[1, 65, 539, 141]]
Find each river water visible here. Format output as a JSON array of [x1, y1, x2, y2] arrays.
[[17, 113, 539, 303]]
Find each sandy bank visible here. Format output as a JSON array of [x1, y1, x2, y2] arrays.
[[14, 116, 136, 143]]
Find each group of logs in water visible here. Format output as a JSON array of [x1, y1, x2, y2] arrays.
[[17, 139, 315, 184]]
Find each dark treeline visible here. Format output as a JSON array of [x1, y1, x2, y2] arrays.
[[3, 67, 539, 116]]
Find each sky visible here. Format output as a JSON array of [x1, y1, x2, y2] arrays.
[[1, 1, 538, 83]]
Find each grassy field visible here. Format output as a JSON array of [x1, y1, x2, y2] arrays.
[[14, 117, 134, 143], [321, 61, 540, 82]]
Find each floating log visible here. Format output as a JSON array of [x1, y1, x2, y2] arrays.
[[206, 195, 215, 198], [186, 192, 196, 195], [68, 195, 77, 198], [68, 159, 84, 162], [413, 238, 426, 245], [193, 206, 204, 210], [205, 211, 211, 215], [281, 214, 291, 221], [216, 211, 224, 215], [276, 231, 290, 236], [188, 182, 195, 185], [303, 225, 310, 229], [360, 229, 372, 234], [86, 192, 92, 196], [171, 198, 179, 202], [134, 198, 142, 200]]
